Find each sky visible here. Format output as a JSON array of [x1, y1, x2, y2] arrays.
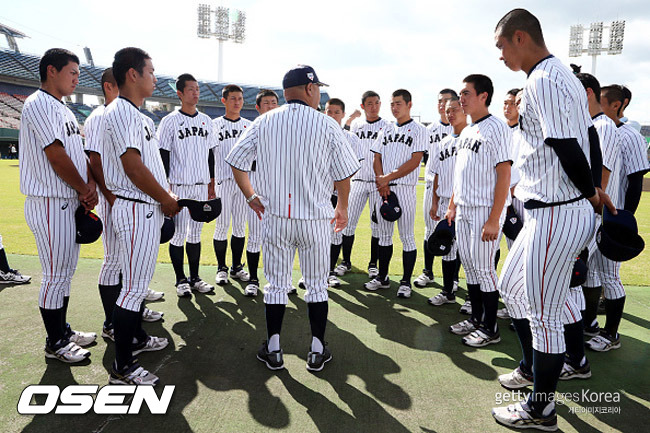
[[1, 0, 649, 123]]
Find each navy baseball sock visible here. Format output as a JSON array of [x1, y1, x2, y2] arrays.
[[342, 234, 354, 264], [494, 249, 501, 270], [169, 244, 186, 283], [423, 239, 434, 274], [529, 350, 564, 414], [112, 305, 140, 370], [402, 249, 417, 282], [511, 318, 534, 374], [582, 286, 602, 328], [330, 243, 342, 272], [0, 248, 10, 272], [246, 250, 260, 282], [186, 242, 201, 281], [604, 296, 626, 337], [370, 236, 379, 266], [134, 302, 147, 344], [467, 284, 483, 324], [482, 291, 499, 334], [441, 259, 456, 295], [564, 320, 585, 367], [99, 283, 121, 327], [231, 235, 245, 268], [213, 239, 227, 269], [40, 307, 65, 347], [265, 304, 286, 340], [61, 296, 70, 335], [377, 244, 393, 280], [454, 257, 461, 283], [308, 301, 328, 352]]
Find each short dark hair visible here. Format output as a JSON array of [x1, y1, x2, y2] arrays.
[[256, 89, 278, 106], [495, 8, 545, 47], [463, 74, 494, 106], [392, 89, 412, 104], [326, 98, 345, 112], [447, 94, 460, 103], [112, 47, 151, 88], [601, 85, 626, 116], [439, 88, 458, 98], [100, 68, 116, 97], [361, 90, 380, 105], [620, 85, 631, 108], [507, 88, 521, 97], [176, 73, 197, 93], [575, 73, 601, 103], [39, 48, 80, 83], [222, 84, 243, 99]]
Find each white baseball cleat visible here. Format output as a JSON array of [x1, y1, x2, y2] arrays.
[[244, 281, 259, 297], [328, 275, 342, 288], [413, 272, 434, 288], [145, 288, 164, 301], [0, 269, 31, 284], [191, 278, 214, 294], [176, 280, 192, 298], [333, 262, 351, 276], [215, 269, 229, 286], [142, 307, 164, 322], [364, 277, 390, 291], [230, 265, 250, 282], [44, 341, 90, 363], [132, 336, 169, 356]]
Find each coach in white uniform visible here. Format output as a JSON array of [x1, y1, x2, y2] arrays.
[[227, 65, 360, 372], [20, 48, 98, 363], [492, 9, 614, 430]]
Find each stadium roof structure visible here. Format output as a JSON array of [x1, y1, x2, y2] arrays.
[[0, 48, 330, 108], [0, 23, 27, 53]]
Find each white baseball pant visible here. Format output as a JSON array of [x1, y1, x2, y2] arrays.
[[96, 195, 121, 286], [171, 184, 208, 246], [214, 178, 247, 240], [376, 184, 417, 251], [342, 180, 378, 237]]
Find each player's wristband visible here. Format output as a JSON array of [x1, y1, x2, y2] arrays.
[[246, 193, 258, 204]]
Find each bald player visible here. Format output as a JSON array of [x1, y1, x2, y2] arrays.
[[244, 89, 279, 297], [20, 48, 98, 363], [492, 10, 614, 430], [415, 89, 456, 289]]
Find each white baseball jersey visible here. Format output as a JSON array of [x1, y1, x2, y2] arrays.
[[84, 104, 106, 154], [213, 116, 252, 183], [430, 133, 461, 199], [370, 119, 428, 186], [19, 89, 88, 198], [515, 55, 593, 204], [157, 110, 217, 185], [425, 121, 453, 182], [102, 97, 169, 203], [226, 102, 360, 220], [510, 123, 522, 187], [617, 122, 650, 204], [453, 114, 512, 207], [350, 117, 392, 181], [592, 113, 622, 207]]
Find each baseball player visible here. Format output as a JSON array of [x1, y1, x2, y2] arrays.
[[492, 10, 615, 430], [226, 65, 360, 372], [212, 85, 252, 286], [324, 98, 362, 288], [102, 47, 179, 385], [20, 48, 98, 363], [364, 89, 427, 298], [86, 68, 164, 340], [581, 84, 650, 352], [415, 89, 456, 289], [244, 89, 279, 297], [0, 233, 31, 284], [157, 73, 217, 298], [426, 96, 466, 306], [339, 91, 391, 279], [445, 74, 512, 349]]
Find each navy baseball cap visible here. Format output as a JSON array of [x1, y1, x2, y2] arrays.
[[569, 257, 587, 287], [160, 216, 175, 244], [282, 65, 328, 89], [75, 206, 103, 244], [596, 207, 645, 262], [502, 205, 523, 241], [427, 220, 455, 256], [379, 192, 402, 222], [178, 198, 222, 223]]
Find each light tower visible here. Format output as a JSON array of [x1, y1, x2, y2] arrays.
[[568, 20, 625, 75], [197, 4, 246, 82]]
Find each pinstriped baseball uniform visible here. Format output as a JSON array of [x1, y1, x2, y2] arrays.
[[226, 101, 360, 305], [332, 129, 363, 245], [370, 119, 427, 250], [246, 167, 263, 253], [343, 117, 392, 237], [20, 89, 87, 309], [618, 123, 650, 209], [102, 96, 168, 312], [453, 115, 511, 292], [157, 110, 217, 245], [424, 121, 454, 246], [507, 123, 525, 249], [85, 104, 121, 286], [498, 55, 595, 354], [212, 116, 252, 240]]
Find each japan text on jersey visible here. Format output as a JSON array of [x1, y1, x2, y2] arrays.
[[370, 119, 428, 186]]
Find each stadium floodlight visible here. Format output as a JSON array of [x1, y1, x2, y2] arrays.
[[215, 6, 230, 41], [608, 20, 625, 55], [197, 4, 212, 38], [568, 25, 584, 57], [587, 22, 604, 55], [230, 10, 246, 43], [568, 20, 625, 75]]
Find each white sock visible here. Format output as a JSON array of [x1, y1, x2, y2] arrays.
[[311, 336, 323, 354], [268, 334, 280, 352], [580, 356, 587, 367]]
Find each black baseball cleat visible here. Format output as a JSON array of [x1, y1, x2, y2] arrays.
[[306, 345, 332, 372], [257, 341, 284, 370]]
